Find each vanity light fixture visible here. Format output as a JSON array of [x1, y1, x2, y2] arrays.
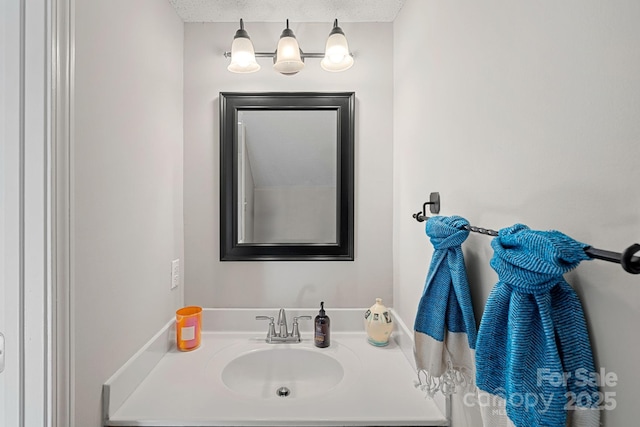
[[227, 19, 260, 73], [273, 19, 305, 75], [321, 19, 354, 72], [224, 19, 354, 75]]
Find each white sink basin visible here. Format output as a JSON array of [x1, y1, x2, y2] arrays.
[[221, 347, 344, 399], [107, 327, 449, 426]]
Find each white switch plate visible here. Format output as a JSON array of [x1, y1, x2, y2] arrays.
[[171, 259, 180, 290]]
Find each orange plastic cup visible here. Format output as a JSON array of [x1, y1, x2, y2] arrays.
[[176, 306, 202, 351]]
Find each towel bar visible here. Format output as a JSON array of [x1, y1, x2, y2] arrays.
[[413, 195, 640, 275]]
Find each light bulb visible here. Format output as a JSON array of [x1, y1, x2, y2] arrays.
[[321, 20, 353, 72], [274, 20, 304, 75], [227, 19, 260, 73]]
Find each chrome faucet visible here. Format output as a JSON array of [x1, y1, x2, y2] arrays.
[[277, 308, 288, 338], [256, 309, 311, 343]]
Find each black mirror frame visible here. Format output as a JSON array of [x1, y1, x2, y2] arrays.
[[219, 92, 355, 261]]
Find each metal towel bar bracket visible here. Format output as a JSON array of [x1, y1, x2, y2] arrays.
[[412, 192, 440, 220]]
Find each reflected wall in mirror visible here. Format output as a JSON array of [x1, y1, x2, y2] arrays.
[[220, 92, 355, 261], [237, 109, 338, 244]]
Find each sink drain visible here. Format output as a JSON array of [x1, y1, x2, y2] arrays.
[[276, 386, 291, 397]]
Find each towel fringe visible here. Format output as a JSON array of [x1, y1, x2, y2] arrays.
[[415, 365, 475, 398]]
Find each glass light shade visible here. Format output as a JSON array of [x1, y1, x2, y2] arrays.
[[228, 37, 260, 73], [274, 36, 304, 75], [321, 32, 353, 72]]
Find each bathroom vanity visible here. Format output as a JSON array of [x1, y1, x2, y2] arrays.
[[103, 309, 449, 426]]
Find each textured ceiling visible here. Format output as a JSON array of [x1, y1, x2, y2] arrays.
[[169, 0, 406, 22]]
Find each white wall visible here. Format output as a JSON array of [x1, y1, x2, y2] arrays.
[[393, 1, 640, 426], [183, 22, 394, 309], [0, 2, 20, 424], [72, 1, 184, 425]]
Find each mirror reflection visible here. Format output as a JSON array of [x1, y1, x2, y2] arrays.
[[237, 110, 338, 244]]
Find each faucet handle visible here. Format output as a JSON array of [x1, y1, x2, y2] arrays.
[[291, 316, 312, 341], [255, 316, 276, 339]]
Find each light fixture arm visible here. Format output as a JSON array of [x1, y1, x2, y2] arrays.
[[329, 19, 345, 36], [233, 18, 250, 39], [280, 19, 295, 39], [223, 51, 335, 59]]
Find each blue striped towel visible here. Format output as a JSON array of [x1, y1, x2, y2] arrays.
[[475, 224, 600, 427], [414, 216, 478, 397]]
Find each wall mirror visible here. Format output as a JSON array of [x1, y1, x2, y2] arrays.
[[220, 92, 355, 261]]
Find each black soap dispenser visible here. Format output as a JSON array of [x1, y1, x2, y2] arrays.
[[314, 301, 330, 348]]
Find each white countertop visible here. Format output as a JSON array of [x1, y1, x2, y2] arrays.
[[104, 309, 449, 426]]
